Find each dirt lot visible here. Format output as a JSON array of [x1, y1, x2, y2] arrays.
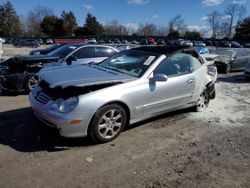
[[0, 46, 250, 188], [2, 44, 50, 57]]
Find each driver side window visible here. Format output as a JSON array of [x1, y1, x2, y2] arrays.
[[154, 53, 190, 76]]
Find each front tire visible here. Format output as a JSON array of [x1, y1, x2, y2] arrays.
[[195, 89, 210, 112], [26, 74, 39, 91], [88, 104, 127, 143]]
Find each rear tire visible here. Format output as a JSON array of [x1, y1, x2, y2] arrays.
[[88, 104, 127, 143], [195, 89, 210, 112]]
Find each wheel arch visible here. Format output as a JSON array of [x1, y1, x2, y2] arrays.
[[100, 100, 130, 126], [86, 100, 131, 142], [88, 100, 131, 131]]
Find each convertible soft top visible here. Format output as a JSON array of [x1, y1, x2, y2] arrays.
[[134, 45, 197, 56]]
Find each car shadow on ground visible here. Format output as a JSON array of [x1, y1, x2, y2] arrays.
[[217, 73, 249, 84], [0, 89, 28, 96], [0, 107, 94, 153], [125, 108, 190, 131], [0, 106, 192, 153]]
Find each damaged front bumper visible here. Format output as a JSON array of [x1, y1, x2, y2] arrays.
[[29, 88, 95, 138]]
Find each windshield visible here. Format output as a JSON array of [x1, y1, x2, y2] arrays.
[[47, 44, 78, 58], [98, 50, 158, 78]]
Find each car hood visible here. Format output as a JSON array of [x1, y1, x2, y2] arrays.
[[37, 65, 137, 88]]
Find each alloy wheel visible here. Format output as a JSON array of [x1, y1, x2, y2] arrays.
[[97, 109, 123, 139], [28, 75, 39, 90], [197, 90, 209, 111]]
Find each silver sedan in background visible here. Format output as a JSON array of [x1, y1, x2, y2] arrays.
[[29, 46, 217, 143], [210, 48, 250, 73]]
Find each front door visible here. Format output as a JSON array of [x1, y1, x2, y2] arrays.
[[143, 52, 196, 115]]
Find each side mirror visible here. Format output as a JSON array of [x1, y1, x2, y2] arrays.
[[66, 55, 77, 65], [150, 73, 168, 82]]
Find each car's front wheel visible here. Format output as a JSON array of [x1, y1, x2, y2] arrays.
[[26, 74, 39, 91], [195, 89, 210, 112], [89, 104, 127, 143]]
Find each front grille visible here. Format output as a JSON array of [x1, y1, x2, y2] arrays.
[[32, 85, 52, 104]]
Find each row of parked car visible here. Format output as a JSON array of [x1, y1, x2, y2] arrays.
[[0, 44, 120, 91], [198, 47, 250, 74], [0, 43, 249, 93], [3, 36, 250, 48], [12, 38, 54, 48], [0, 43, 249, 143]]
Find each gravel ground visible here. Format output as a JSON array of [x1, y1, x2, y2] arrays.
[[2, 44, 50, 57], [0, 45, 249, 188]]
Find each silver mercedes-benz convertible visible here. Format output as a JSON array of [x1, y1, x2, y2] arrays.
[[29, 46, 217, 143]]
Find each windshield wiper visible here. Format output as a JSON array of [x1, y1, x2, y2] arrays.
[[101, 66, 124, 74]]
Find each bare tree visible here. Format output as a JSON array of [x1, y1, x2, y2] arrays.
[[24, 5, 53, 37], [237, 5, 247, 21], [225, 4, 247, 38], [137, 23, 157, 36], [104, 20, 128, 36], [206, 11, 221, 38], [104, 21, 118, 35], [157, 25, 167, 36], [167, 15, 185, 38], [168, 15, 184, 33]]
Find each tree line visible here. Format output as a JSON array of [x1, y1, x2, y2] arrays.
[[0, 0, 249, 40]]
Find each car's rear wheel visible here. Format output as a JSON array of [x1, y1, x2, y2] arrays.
[[89, 104, 127, 143], [26, 74, 39, 91], [195, 89, 210, 112]]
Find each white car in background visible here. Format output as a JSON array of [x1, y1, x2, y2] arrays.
[[46, 39, 54, 44]]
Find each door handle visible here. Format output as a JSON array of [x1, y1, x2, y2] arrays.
[[187, 78, 194, 84]]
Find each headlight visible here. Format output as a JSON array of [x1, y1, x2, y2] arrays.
[[52, 97, 79, 113]]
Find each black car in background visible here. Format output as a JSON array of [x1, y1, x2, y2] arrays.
[[29, 43, 67, 55], [13, 39, 40, 48], [0, 44, 118, 92]]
